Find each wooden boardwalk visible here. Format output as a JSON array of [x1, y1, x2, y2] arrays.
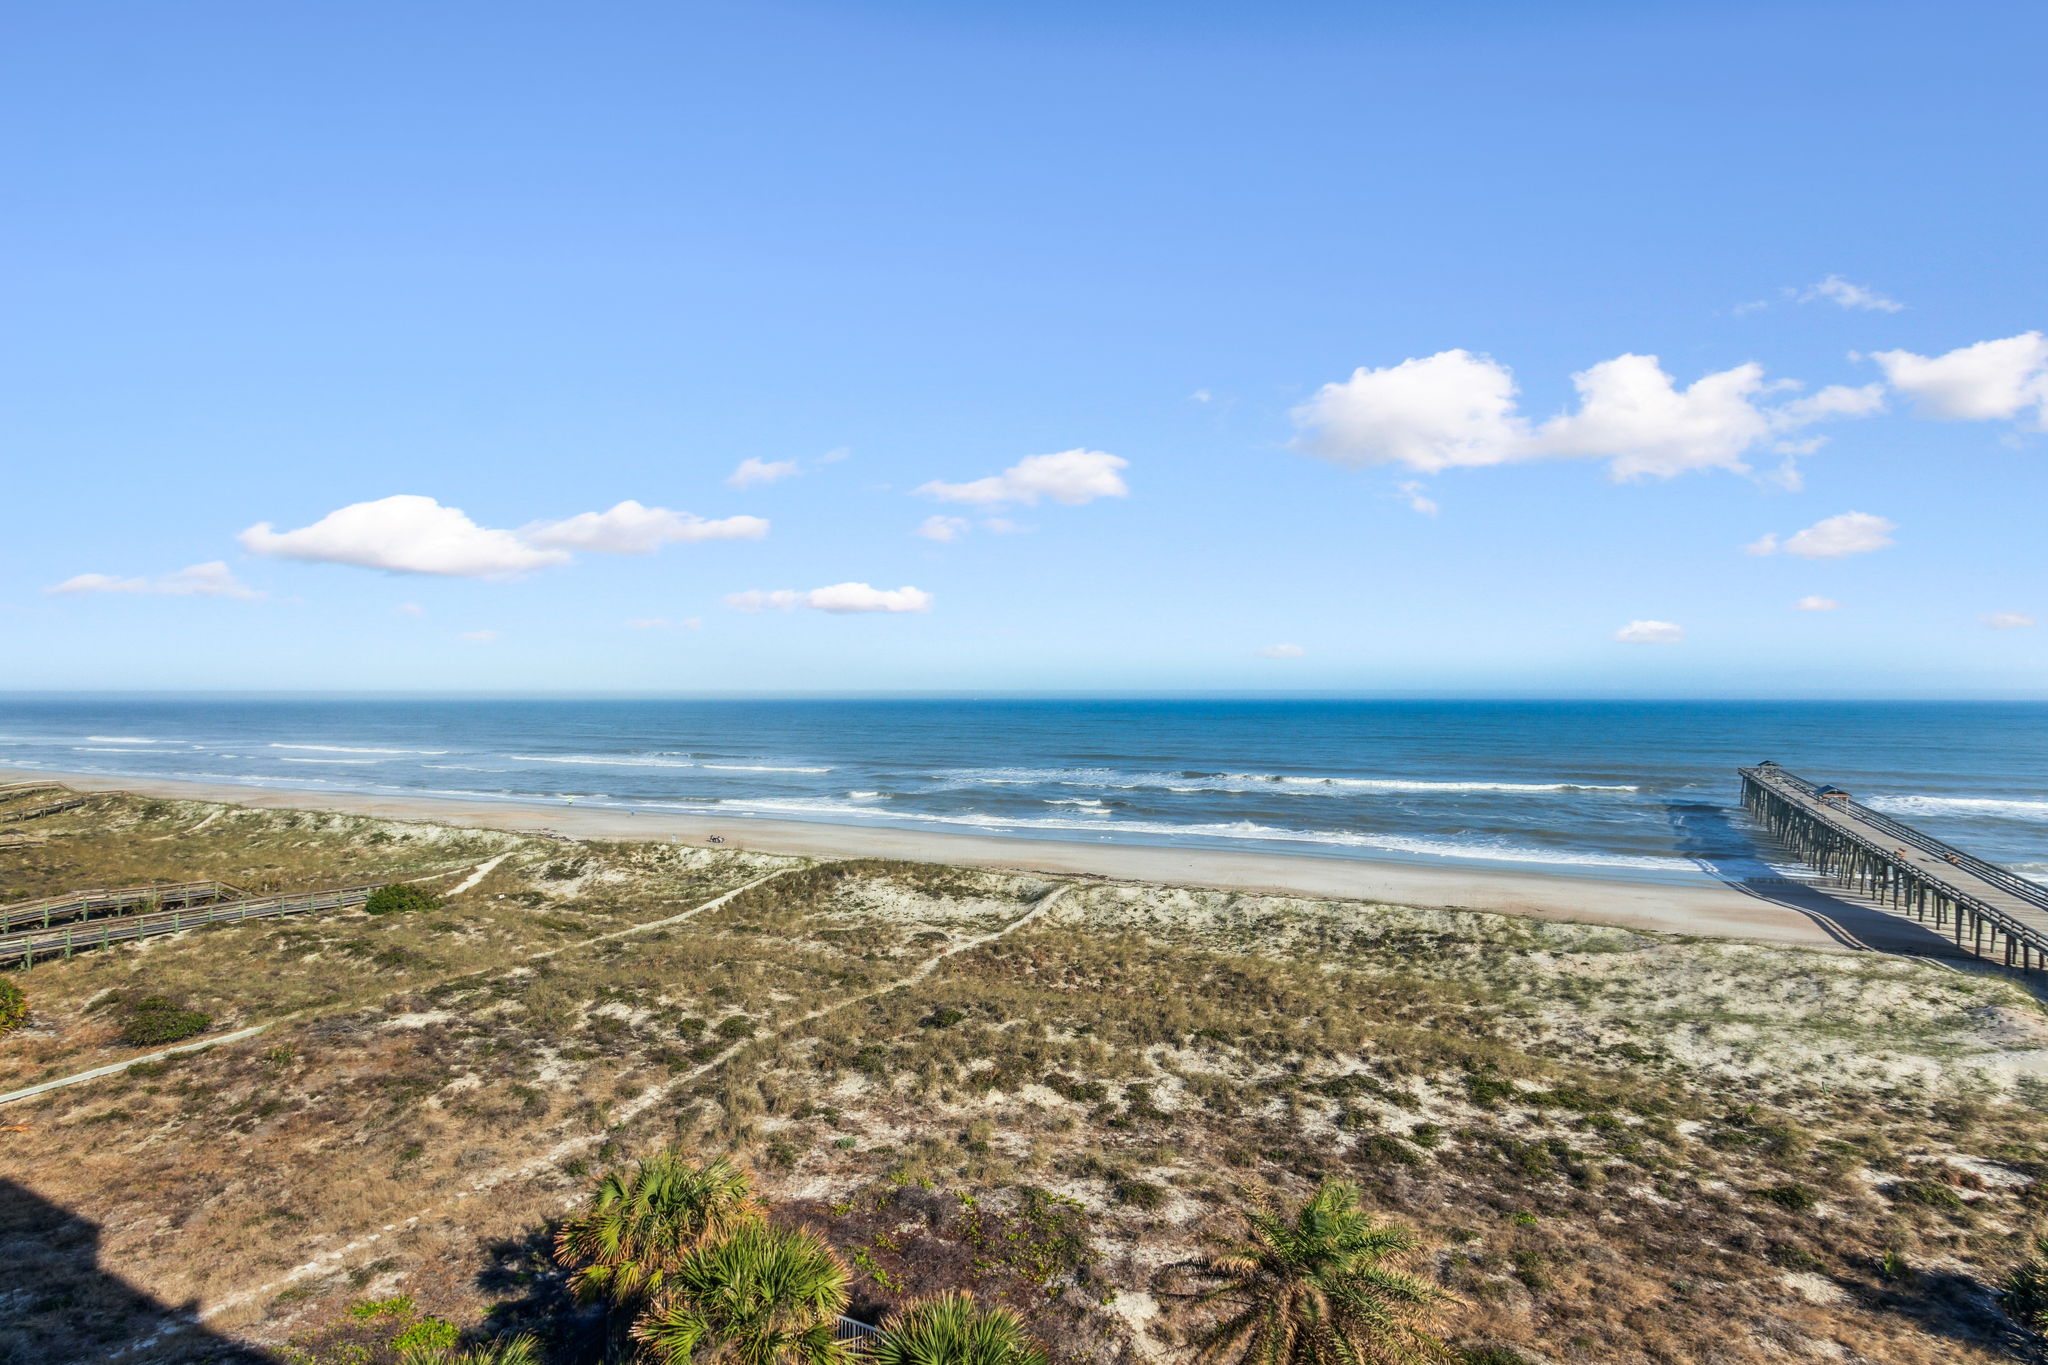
[[0, 883, 381, 966], [1740, 763, 2048, 972], [0, 794, 93, 823], [0, 880, 243, 933]]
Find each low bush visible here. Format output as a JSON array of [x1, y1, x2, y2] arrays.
[[366, 883, 442, 916], [1889, 1180, 1966, 1211], [119, 995, 211, 1046], [0, 978, 26, 1035], [1756, 1183, 1819, 1213]]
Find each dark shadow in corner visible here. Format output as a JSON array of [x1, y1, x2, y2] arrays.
[[0, 1177, 280, 1365], [1665, 802, 1974, 960], [472, 1222, 602, 1363]]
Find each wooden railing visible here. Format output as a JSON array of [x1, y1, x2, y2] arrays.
[[0, 795, 94, 823], [0, 883, 382, 966], [0, 881, 243, 933]]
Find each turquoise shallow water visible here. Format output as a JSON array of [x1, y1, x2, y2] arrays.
[[3, 698, 2044, 885]]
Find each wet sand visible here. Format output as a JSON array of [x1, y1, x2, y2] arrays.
[[7, 766, 1899, 951]]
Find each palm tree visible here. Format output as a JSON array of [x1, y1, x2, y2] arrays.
[[1182, 1178, 1453, 1365], [630, 1222, 851, 1365], [556, 1151, 762, 1357], [869, 1291, 1047, 1365]]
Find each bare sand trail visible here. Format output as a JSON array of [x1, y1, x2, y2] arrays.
[[4, 765, 1910, 952]]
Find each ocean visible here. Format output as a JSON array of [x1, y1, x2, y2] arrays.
[[3, 698, 2044, 886]]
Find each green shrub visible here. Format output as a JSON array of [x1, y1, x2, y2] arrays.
[[920, 1007, 967, 1029], [1464, 1075, 1517, 1107], [365, 883, 441, 916], [119, 995, 211, 1046], [0, 978, 26, 1035], [1889, 1180, 1965, 1211], [1114, 1179, 1166, 1209], [1756, 1183, 1819, 1213], [1462, 1349, 1535, 1365], [714, 1015, 756, 1039], [391, 1317, 460, 1354]]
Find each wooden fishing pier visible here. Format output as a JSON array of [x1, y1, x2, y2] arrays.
[[1740, 763, 2048, 973]]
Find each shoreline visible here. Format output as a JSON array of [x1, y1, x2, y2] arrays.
[[4, 765, 1902, 951]]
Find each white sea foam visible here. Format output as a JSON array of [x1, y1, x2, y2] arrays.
[[846, 791, 884, 799], [279, 757, 378, 765], [86, 736, 162, 744], [702, 797, 1688, 870], [511, 754, 697, 769], [944, 765, 1633, 796], [269, 743, 448, 755], [1867, 795, 2048, 823], [703, 764, 833, 773]]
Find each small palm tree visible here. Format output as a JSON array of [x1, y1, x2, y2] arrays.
[[556, 1151, 762, 1356], [869, 1291, 1047, 1365], [1183, 1178, 1452, 1365], [631, 1222, 851, 1365]]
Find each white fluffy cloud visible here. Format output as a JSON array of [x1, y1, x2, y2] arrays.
[[726, 457, 801, 490], [1801, 275, 1903, 312], [47, 561, 262, 600], [242, 496, 571, 578], [1294, 350, 1877, 481], [1255, 643, 1306, 659], [523, 500, 768, 554], [1613, 620, 1684, 644], [242, 495, 766, 578], [1872, 332, 2048, 426], [1793, 596, 1842, 611], [1747, 511, 1896, 560], [1293, 350, 1526, 475], [916, 449, 1129, 506], [725, 583, 932, 614], [1985, 612, 2037, 630], [916, 515, 970, 542]]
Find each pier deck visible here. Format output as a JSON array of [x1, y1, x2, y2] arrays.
[[1741, 763, 2048, 971]]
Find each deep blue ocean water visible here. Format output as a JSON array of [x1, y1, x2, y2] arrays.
[[3, 698, 2045, 885]]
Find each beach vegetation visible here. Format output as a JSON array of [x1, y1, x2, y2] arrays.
[[2002, 1231, 2048, 1331], [1177, 1178, 1452, 1365], [366, 883, 443, 916], [118, 993, 211, 1046], [629, 1221, 851, 1365], [555, 1150, 763, 1354], [0, 977, 26, 1034], [9, 791, 2048, 1364], [870, 1291, 1048, 1365]]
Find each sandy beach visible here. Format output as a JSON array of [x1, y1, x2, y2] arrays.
[[5, 765, 1939, 954]]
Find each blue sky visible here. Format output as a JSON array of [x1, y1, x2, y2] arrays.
[[5, 0, 2045, 695]]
